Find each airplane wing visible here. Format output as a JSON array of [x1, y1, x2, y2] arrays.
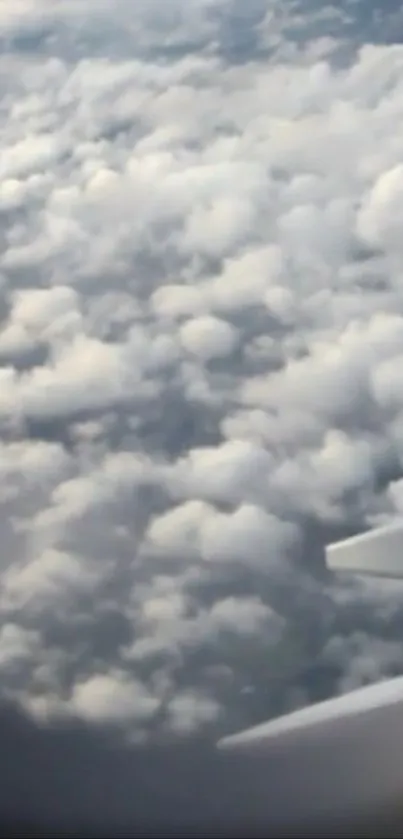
[[216, 525, 403, 834], [217, 677, 403, 834], [326, 522, 403, 578]]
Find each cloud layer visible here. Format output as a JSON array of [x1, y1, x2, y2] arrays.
[[1, 0, 403, 741]]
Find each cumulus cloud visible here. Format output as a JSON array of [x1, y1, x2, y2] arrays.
[[179, 315, 239, 360], [1, 0, 403, 746]]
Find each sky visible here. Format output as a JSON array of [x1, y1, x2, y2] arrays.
[[3, 0, 403, 810]]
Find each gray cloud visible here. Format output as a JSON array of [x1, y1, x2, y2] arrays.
[[1, 0, 403, 745]]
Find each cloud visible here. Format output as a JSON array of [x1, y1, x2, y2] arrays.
[[179, 315, 239, 360], [1, 0, 403, 746], [70, 672, 160, 727]]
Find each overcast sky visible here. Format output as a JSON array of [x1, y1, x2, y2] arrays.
[[3, 3, 403, 819]]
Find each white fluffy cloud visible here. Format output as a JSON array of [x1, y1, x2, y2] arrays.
[[71, 672, 160, 726], [179, 315, 238, 360], [0, 0, 403, 740]]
